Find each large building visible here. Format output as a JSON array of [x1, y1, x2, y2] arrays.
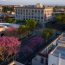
[[15, 4, 44, 23], [48, 33, 65, 65], [0, 5, 3, 13], [15, 4, 53, 26]]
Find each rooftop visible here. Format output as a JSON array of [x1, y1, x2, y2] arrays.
[[0, 23, 20, 32], [15, 4, 45, 9], [50, 33, 65, 59], [56, 33, 65, 46], [0, 23, 20, 28], [51, 46, 65, 59]]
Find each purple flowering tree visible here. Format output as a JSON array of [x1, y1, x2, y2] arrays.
[[21, 36, 44, 57], [28, 36, 44, 49]]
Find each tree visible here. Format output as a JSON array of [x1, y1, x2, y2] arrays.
[[42, 28, 55, 42], [0, 36, 21, 61], [21, 36, 44, 58], [6, 17, 15, 23], [16, 20, 26, 24], [26, 20, 37, 31], [17, 25, 29, 37], [56, 14, 65, 24], [2, 6, 14, 13], [17, 19, 37, 38]]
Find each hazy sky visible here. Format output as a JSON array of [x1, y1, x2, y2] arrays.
[[0, 0, 65, 6]]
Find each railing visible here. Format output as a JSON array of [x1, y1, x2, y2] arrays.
[[40, 33, 63, 55]]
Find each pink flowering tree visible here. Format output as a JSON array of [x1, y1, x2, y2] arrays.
[[0, 36, 21, 61]]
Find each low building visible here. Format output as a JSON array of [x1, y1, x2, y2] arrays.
[[53, 7, 65, 15], [48, 45, 65, 65], [0, 23, 20, 37], [48, 33, 65, 65]]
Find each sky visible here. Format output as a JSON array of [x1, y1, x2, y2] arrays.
[[0, 0, 65, 6]]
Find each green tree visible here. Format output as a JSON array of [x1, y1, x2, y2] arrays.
[[6, 18, 15, 23], [42, 28, 55, 42], [17, 25, 29, 37], [56, 14, 65, 24], [26, 20, 37, 31], [2, 6, 14, 13], [16, 20, 26, 24]]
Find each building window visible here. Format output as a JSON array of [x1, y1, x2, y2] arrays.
[[32, 10, 34, 12], [38, 10, 40, 13], [41, 17, 43, 19]]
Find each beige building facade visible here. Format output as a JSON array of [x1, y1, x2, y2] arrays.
[[15, 4, 53, 25], [44, 7, 53, 20]]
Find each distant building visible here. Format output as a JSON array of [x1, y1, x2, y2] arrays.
[[36, 3, 43, 8], [53, 7, 65, 15], [44, 6, 53, 20], [15, 4, 53, 26]]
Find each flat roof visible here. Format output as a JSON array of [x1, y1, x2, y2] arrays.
[[51, 46, 65, 59], [0, 23, 20, 28], [15, 5, 45, 9], [57, 33, 65, 45]]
